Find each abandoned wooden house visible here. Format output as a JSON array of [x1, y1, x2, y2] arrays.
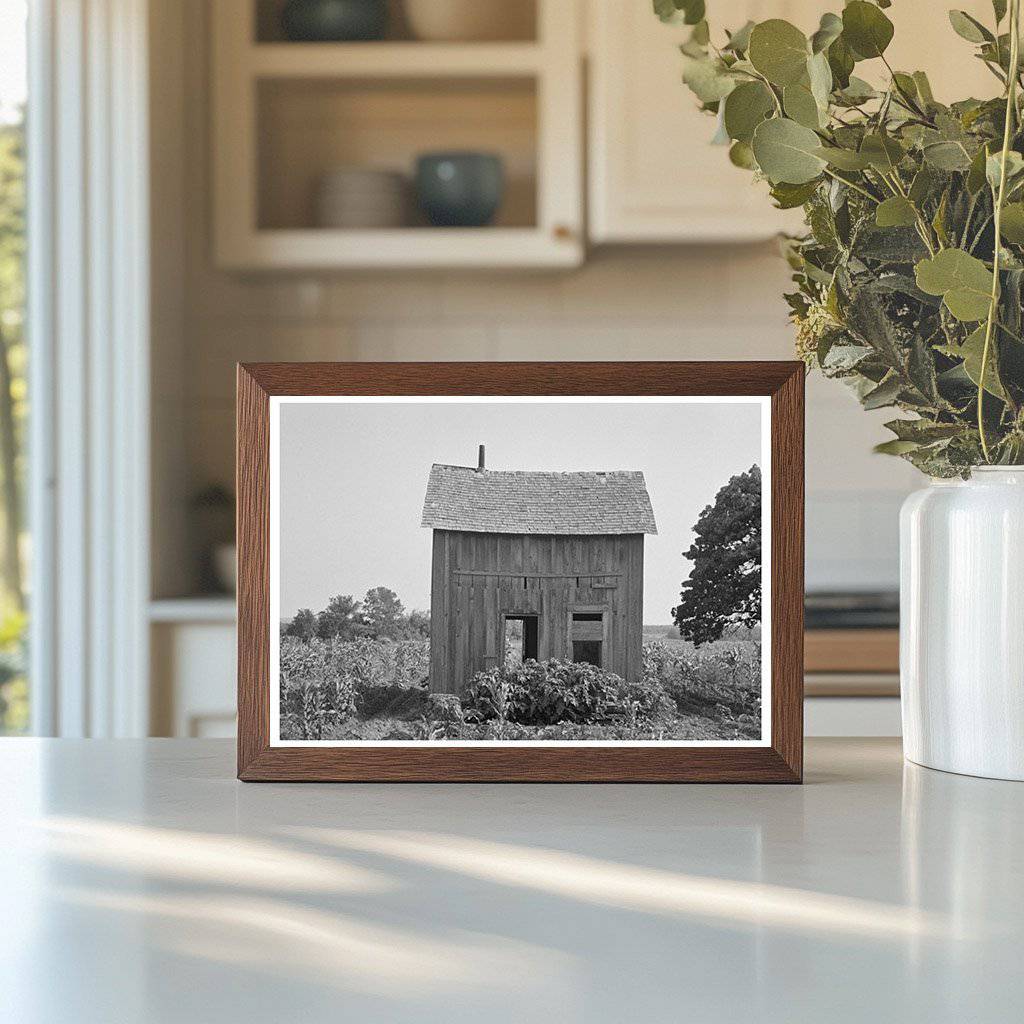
[[421, 445, 657, 693]]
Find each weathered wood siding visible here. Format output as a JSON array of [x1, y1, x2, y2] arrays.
[[428, 530, 645, 694]]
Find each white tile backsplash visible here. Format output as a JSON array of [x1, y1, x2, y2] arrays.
[[178, 249, 917, 592]]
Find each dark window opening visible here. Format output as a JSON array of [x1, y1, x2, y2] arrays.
[[573, 613, 602, 622], [504, 615, 539, 666], [573, 640, 602, 667]]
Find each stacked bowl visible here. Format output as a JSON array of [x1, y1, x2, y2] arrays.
[[314, 167, 409, 229]]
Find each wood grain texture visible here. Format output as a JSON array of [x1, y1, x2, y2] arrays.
[[236, 361, 805, 783], [769, 366, 804, 783], [236, 366, 271, 776], [429, 531, 644, 693]]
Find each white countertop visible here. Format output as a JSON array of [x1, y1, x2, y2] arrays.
[[1, 738, 1021, 1023]]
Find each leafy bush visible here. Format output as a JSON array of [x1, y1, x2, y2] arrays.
[[463, 658, 673, 728], [662, 0, 1024, 474]]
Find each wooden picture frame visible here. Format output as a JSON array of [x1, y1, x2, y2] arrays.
[[237, 362, 804, 782]]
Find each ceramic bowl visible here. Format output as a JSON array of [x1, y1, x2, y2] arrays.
[[403, 0, 534, 42], [315, 168, 409, 228], [415, 152, 505, 228], [280, 0, 388, 42]]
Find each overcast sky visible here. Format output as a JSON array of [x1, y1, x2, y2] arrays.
[[278, 399, 763, 622]]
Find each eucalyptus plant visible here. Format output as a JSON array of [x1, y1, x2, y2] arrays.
[[658, 0, 1024, 474]]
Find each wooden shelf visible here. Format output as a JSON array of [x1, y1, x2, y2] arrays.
[[218, 227, 579, 270], [249, 42, 544, 79]]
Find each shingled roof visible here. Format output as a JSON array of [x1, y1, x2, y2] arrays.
[[421, 464, 657, 535]]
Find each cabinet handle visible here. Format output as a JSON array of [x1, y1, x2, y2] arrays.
[[553, 224, 574, 241]]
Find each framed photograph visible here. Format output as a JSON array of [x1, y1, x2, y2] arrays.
[[237, 362, 803, 782]]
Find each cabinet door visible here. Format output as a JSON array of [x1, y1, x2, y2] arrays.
[[587, 1, 999, 244], [588, 1, 814, 243]]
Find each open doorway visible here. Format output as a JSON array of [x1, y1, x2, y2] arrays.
[[503, 614, 539, 666]]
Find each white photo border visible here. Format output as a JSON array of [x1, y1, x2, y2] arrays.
[[269, 395, 772, 747]]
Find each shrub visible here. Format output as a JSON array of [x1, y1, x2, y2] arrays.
[[355, 681, 429, 719], [613, 675, 676, 727], [463, 658, 673, 728], [425, 692, 463, 723]]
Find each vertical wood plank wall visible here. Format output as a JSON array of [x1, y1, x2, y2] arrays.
[[428, 530, 645, 693]]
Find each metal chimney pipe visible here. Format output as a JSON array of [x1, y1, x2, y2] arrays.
[[477, 444, 486, 472]]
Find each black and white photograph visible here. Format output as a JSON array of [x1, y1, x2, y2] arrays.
[[270, 396, 770, 745]]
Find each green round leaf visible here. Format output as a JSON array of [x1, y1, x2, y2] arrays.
[[807, 51, 833, 109], [836, 76, 877, 105], [860, 133, 906, 172], [782, 83, 821, 129], [914, 249, 993, 321], [654, 0, 705, 25], [842, 1, 894, 59], [924, 141, 973, 171], [827, 35, 856, 88], [811, 12, 843, 54], [682, 55, 736, 103], [752, 117, 827, 184], [875, 196, 918, 228], [999, 202, 1024, 243], [724, 20, 755, 54], [723, 81, 775, 143], [729, 140, 758, 170], [814, 145, 871, 170], [748, 19, 810, 86], [958, 325, 1006, 398], [948, 10, 993, 44]]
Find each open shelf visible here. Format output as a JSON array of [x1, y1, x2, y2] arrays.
[[257, 76, 537, 232]]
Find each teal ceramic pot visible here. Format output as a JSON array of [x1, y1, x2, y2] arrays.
[[280, 0, 388, 42], [415, 152, 505, 227]]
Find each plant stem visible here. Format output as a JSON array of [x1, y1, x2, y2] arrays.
[[821, 167, 879, 203], [979, 0, 1021, 463]]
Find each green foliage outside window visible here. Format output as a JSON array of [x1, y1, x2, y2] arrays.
[[0, 109, 28, 733]]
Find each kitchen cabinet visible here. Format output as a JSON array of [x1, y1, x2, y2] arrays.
[[587, 0, 999, 244], [587, 1, 812, 243], [212, 0, 583, 269]]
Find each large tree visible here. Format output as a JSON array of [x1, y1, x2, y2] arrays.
[[673, 465, 761, 646], [316, 594, 365, 641], [284, 607, 317, 640], [362, 586, 405, 639]]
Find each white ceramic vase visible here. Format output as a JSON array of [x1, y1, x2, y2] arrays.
[[900, 467, 1024, 780]]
